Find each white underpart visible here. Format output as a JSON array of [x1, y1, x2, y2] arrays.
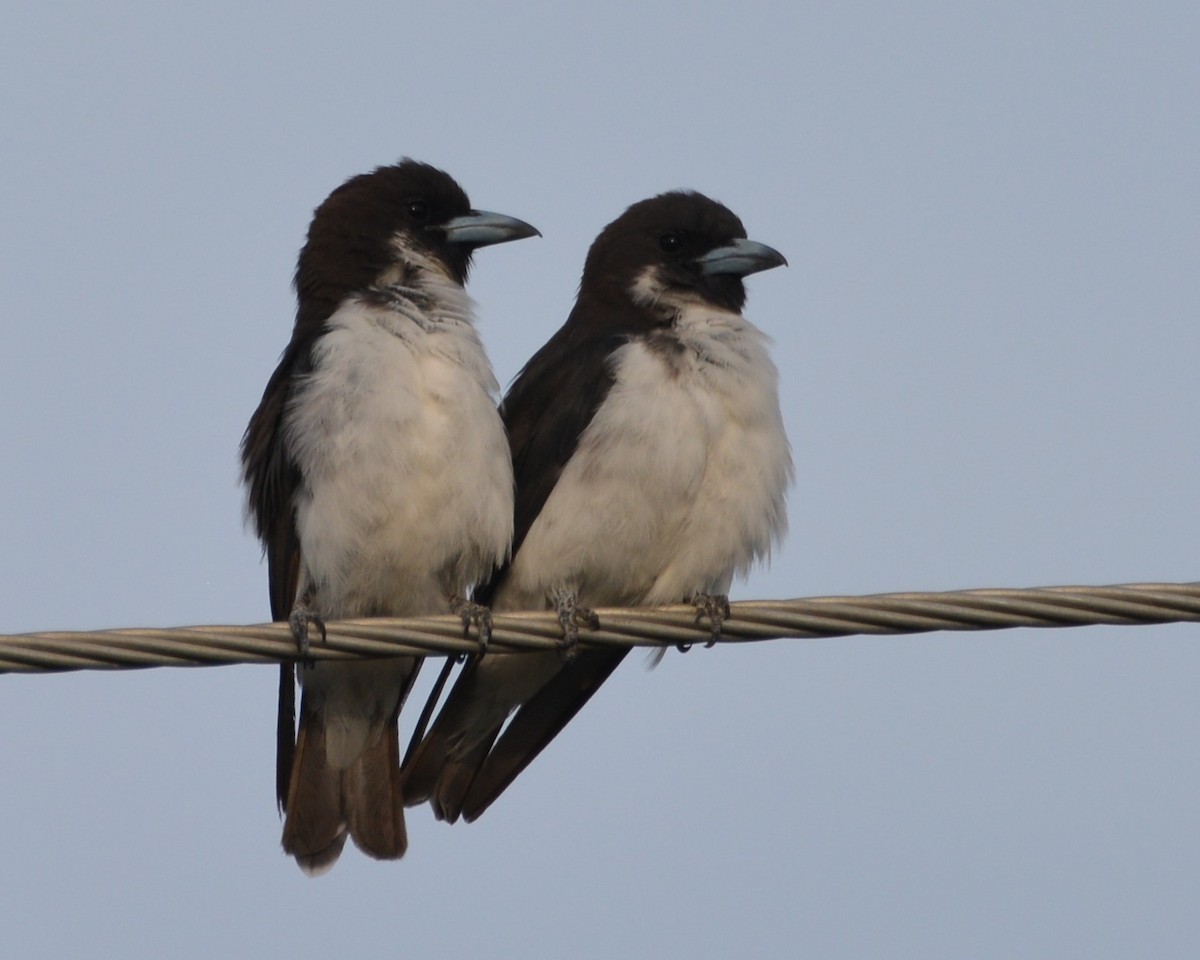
[[284, 242, 514, 764], [499, 268, 792, 612]]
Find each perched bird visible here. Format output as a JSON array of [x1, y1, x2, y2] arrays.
[[402, 190, 791, 823], [240, 159, 536, 873]]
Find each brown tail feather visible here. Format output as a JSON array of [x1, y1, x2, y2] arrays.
[[282, 700, 408, 874], [344, 723, 407, 859], [294, 834, 347, 876], [430, 733, 500, 823], [281, 710, 346, 875], [400, 659, 504, 818], [461, 648, 628, 822]]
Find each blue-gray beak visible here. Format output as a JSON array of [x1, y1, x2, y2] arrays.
[[443, 210, 541, 247], [697, 237, 787, 277]]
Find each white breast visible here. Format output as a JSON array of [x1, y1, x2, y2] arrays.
[[500, 303, 792, 611], [285, 275, 514, 618]]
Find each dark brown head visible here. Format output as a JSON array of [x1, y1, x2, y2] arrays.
[[579, 190, 786, 317], [294, 159, 538, 329]]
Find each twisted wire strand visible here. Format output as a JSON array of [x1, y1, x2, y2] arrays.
[[1, 581, 1197, 675]]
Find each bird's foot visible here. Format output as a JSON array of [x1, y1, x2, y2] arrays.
[[678, 592, 731, 652], [448, 595, 493, 655], [288, 600, 326, 659], [553, 590, 599, 662]]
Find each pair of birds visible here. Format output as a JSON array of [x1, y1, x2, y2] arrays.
[[241, 159, 793, 875]]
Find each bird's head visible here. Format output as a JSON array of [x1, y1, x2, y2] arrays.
[[295, 159, 538, 317], [580, 191, 786, 318]]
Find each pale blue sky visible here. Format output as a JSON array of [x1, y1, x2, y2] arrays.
[[2, 2, 1198, 957]]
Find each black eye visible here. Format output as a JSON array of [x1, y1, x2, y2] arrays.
[[659, 231, 684, 253], [407, 200, 430, 221]]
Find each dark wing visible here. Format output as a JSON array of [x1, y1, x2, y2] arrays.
[[476, 329, 625, 604], [240, 340, 308, 812]]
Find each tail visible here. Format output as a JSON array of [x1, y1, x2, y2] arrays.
[[401, 659, 506, 824], [281, 697, 407, 876], [402, 648, 625, 823], [457, 648, 627, 822]]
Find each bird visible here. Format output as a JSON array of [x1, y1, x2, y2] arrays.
[[402, 189, 792, 824], [240, 159, 537, 873]]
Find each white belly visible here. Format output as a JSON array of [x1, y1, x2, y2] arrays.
[[286, 297, 514, 618], [499, 304, 791, 611]]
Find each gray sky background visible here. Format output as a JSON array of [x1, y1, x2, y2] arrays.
[[3, 2, 1198, 957]]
